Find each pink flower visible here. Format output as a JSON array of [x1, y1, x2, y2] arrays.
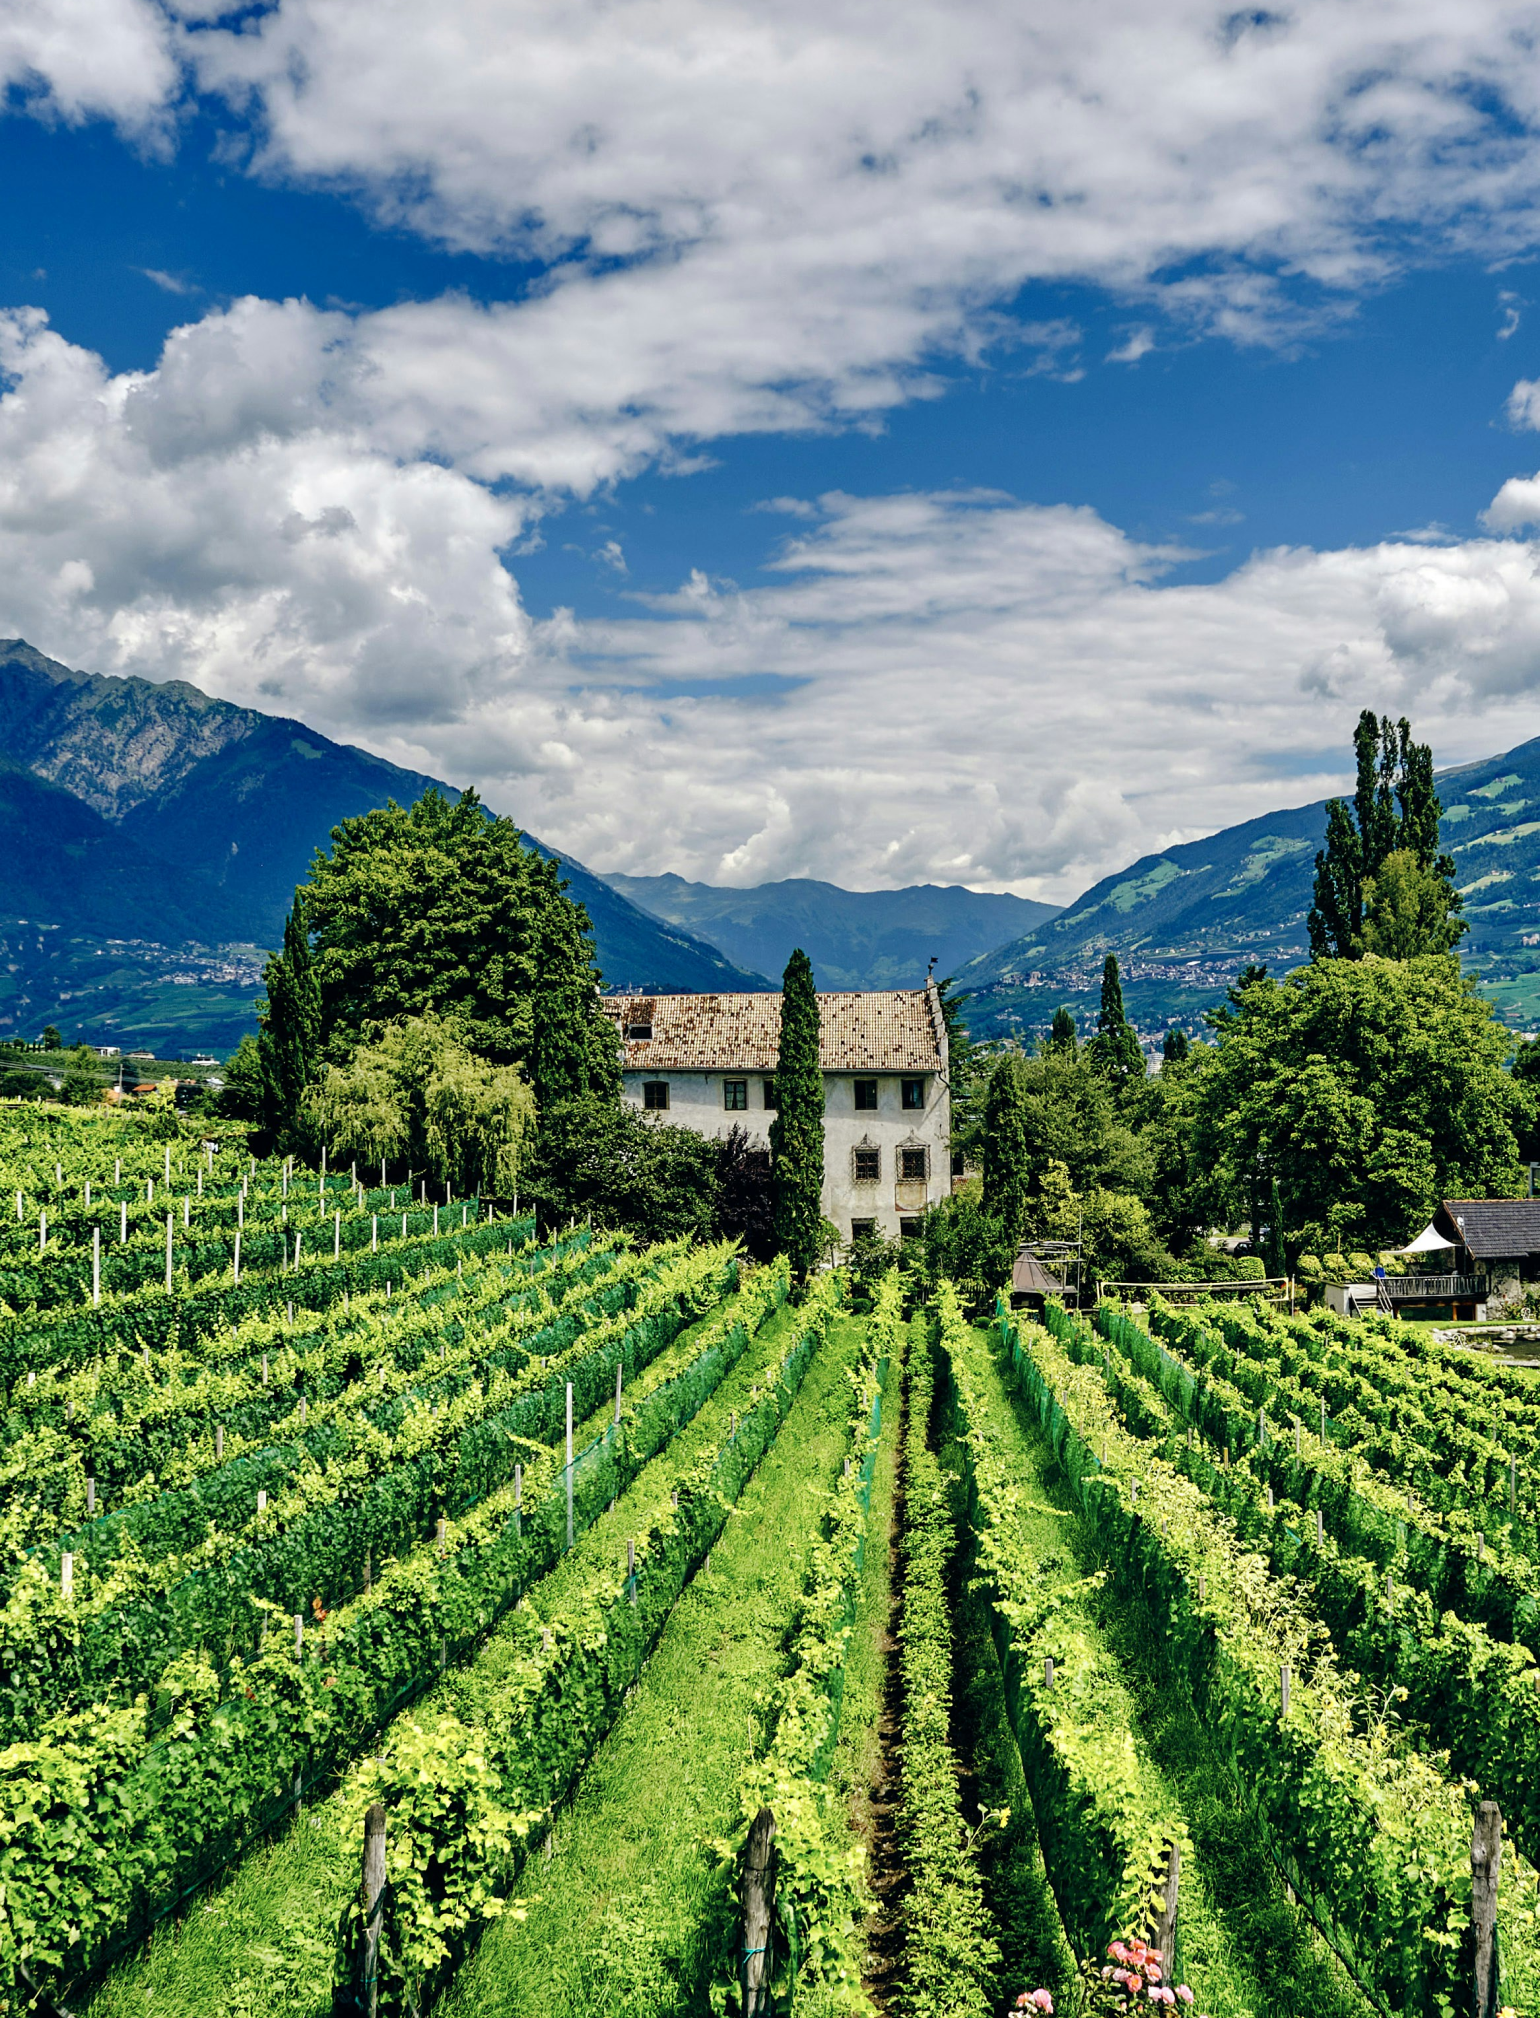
[[1175, 1990, 1194, 2006], [1014, 1995, 1053, 2013], [1148, 1989, 1175, 2006]]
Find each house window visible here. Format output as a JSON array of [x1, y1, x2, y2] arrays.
[[902, 1077, 925, 1111], [899, 1217, 925, 1240], [723, 1078, 748, 1111], [899, 1145, 929, 1183], [625, 1022, 653, 1041], [951, 1150, 965, 1178], [642, 1081, 670, 1111], [852, 1146, 881, 1184], [854, 1078, 878, 1111], [851, 1218, 879, 1242], [762, 1077, 777, 1109]]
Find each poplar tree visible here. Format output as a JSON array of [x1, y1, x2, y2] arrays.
[[982, 1051, 1031, 1247], [1309, 711, 1464, 960], [770, 948, 826, 1280], [258, 894, 321, 1146]]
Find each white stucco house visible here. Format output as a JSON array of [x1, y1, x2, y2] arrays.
[[601, 983, 953, 1244]]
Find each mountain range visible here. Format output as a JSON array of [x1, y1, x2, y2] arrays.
[[0, 639, 765, 1053], [8, 633, 1540, 1056], [602, 873, 1056, 993]]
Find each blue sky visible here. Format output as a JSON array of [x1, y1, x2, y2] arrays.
[[9, 2, 1540, 900]]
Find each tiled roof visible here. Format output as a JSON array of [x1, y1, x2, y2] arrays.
[[1436, 1198, 1540, 1259], [602, 990, 944, 1073]]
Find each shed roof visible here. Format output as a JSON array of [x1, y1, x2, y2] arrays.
[[1011, 1245, 1065, 1297], [602, 989, 944, 1074], [1434, 1198, 1540, 1259]]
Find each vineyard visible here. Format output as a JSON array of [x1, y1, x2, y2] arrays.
[[1, 1108, 1539, 2016]]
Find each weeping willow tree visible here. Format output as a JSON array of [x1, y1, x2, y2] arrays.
[[302, 1014, 535, 1198]]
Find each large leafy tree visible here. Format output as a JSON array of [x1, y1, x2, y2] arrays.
[[257, 894, 322, 1147], [1309, 712, 1464, 960], [299, 789, 617, 1093], [1017, 1045, 1149, 1203], [1194, 956, 1523, 1254], [770, 947, 826, 1280], [716, 1124, 775, 1262], [528, 1100, 722, 1243]]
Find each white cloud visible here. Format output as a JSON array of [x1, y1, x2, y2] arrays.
[[8, 311, 1540, 907], [0, 0, 175, 130], [0, 308, 532, 736], [139, 267, 196, 295], [11, 10, 1540, 908], [1482, 472, 1540, 530], [501, 489, 1540, 899], [10, 309, 1540, 904], [1107, 328, 1156, 365], [11, 1, 1540, 466]]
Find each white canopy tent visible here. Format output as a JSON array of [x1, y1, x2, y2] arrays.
[[1396, 1222, 1457, 1256]]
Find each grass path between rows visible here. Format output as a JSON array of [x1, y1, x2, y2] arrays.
[[438, 1309, 882, 2018], [950, 1324, 1377, 2018], [81, 1292, 807, 2018]]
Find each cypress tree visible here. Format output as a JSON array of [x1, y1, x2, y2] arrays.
[[770, 948, 826, 1281], [1098, 952, 1126, 1031], [258, 895, 322, 1146], [982, 1051, 1031, 1247], [1162, 1027, 1189, 1064], [1264, 1173, 1288, 1282], [1046, 1006, 1078, 1055], [1089, 954, 1144, 1086]]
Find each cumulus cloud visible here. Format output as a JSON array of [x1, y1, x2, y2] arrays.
[[0, 0, 175, 130], [0, 308, 531, 735], [9, 311, 1540, 904], [13, 2, 1540, 454], [509, 490, 1540, 898], [11, 7, 1540, 906]]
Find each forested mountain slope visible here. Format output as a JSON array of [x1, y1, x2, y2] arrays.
[[0, 640, 765, 1051], [957, 737, 1540, 1041]]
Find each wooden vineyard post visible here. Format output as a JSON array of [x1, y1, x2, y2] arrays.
[[741, 1805, 776, 2018], [1144, 1839, 1180, 1965], [566, 1382, 574, 1551], [361, 1801, 387, 2018], [1472, 1800, 1502, 2018]]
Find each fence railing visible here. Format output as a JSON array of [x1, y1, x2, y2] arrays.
[[1382, 1274, 1487, 1300], [1095, 1276, 1294, 1310]]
